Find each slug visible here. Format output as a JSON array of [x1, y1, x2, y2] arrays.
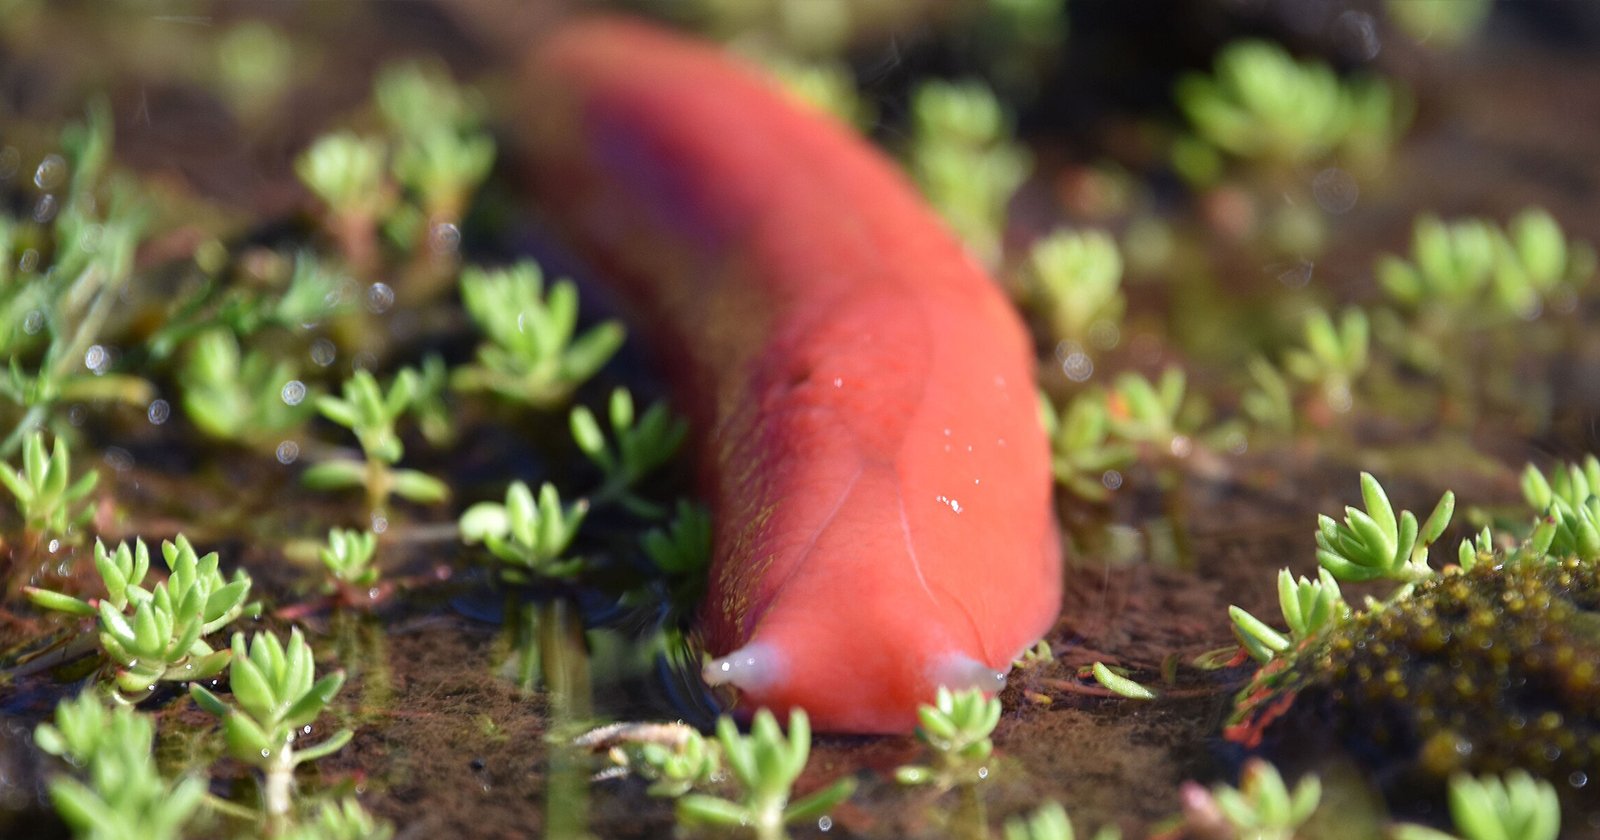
[[520, 17, 1062, 733]]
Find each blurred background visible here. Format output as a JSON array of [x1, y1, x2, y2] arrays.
[[2, 1, 1599, 838]]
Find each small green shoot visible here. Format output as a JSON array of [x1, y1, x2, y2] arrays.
[[1023, 229, 1124, 347], [907, 79, 1030, 267], [452, 261, 625, 409], [302, 369, 449, 513], [1013, 639, 1054, 668], [1107, 368, 1205, 456], [216, 22, 294, 122], [25, 537, 149, 616], [179, 329, 316, 447], [459, 480, 588, 584], [281, 797, 396, 840], [1244, 306, 1370, 434], [570, 387, 687, 517], [1090, 662, 1157, 700], [0, 105, 155, 458], [641, 499, 713, 606], [295, 132, 392, 240], [1378, 210, 1595, 327], [375, 60, 483, 143], [0, 430, 98, 542], [407, 352, 456, 447], [190, 629, 352, 829], [147, 251, 349, 361], [96, 537, 252, 702], [1230, 567, 1348, 663], [1456, 526, 1499, 572], [1282, 307, 1368, 415], [1392, 771, 1560, 840], [1003, 801, 1073, 840], [319, 528, 379, 590], [1522, 455, 1600, 511], [1518, 456, 1600, 561], [1542, 495, 1600, 563], [27, 536, 252, 702], [678, 709, 855, 840], [599, 723, 723, 798], [895, 686, 1001, 787], [1242, 356, 1295, 435], [1174, 40, 1403, 177], [1314, 472, 1453, 583], [1039, 393, 1134, 502], [34, 692, 204, 840], [1002, 800, 1121, 840], [378, 61, 495, 223], [1182, 759, 1320, 840]]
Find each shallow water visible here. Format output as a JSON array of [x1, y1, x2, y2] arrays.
[[2, 2, 1600, 838]]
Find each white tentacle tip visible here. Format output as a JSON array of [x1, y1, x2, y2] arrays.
[[932, 653, 1008, 695], [702, 642, 783, 694]]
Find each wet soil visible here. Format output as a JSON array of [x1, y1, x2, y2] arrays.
[[3, 2, 1600, 839]]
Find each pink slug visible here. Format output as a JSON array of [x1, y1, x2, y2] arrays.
[[520, 18, 1062, 733]]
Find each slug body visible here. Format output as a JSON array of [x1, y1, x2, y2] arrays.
[[522, 18, 1061, 733]]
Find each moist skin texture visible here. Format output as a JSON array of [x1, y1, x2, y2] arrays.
[[520, 17, 1062, 733]]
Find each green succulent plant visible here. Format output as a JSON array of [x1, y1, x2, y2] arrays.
[[1003, 801, 1121, 840], [1, 430, 98, 542], [281, 797, 395, 840], [452, 261, 625, 409], [30, 536, 254, 702], [1230, 567, 1349, 663], [1378, 210, 1594, 330], [1023, 229, 1125, 347], [34, 692, 205, 840], [907, 79, 1030, 267], [98, 537, 253, 701], [570, 387, 687, 517], [0, 103, 154, 458], [677, 709, 856, 840], [179, 328, 317, 447], [190, 628, 353, 829], [1175, 40, 1404, 177], [296, 132, 391, 228], [641, 499, 713, 607], [146, 251, 350, 362], [895, 686, 1002, 787], [1106, 367, 1205, 454], [1192, 759, 1322, 840], [459, 480, 589, 584], [319, 528, 379, 590], [302, 368, 449, 513], [1314, 472, 1453, 584], [615, 725, 724, 798], [1039, 392, 1134, 502]]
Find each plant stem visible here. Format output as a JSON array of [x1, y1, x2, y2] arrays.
[[0, 404, 46, 460], [541, 598, 594, 840], [264, 744, 295, 835], [515, 600, 539, 693], [365, 457, 391, 520], [202, 792, 263, 823]]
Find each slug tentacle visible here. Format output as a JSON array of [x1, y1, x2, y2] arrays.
[[702, 642, 784, 695]]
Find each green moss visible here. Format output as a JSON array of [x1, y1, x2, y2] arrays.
[[1229, 558, 1600, 802]]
